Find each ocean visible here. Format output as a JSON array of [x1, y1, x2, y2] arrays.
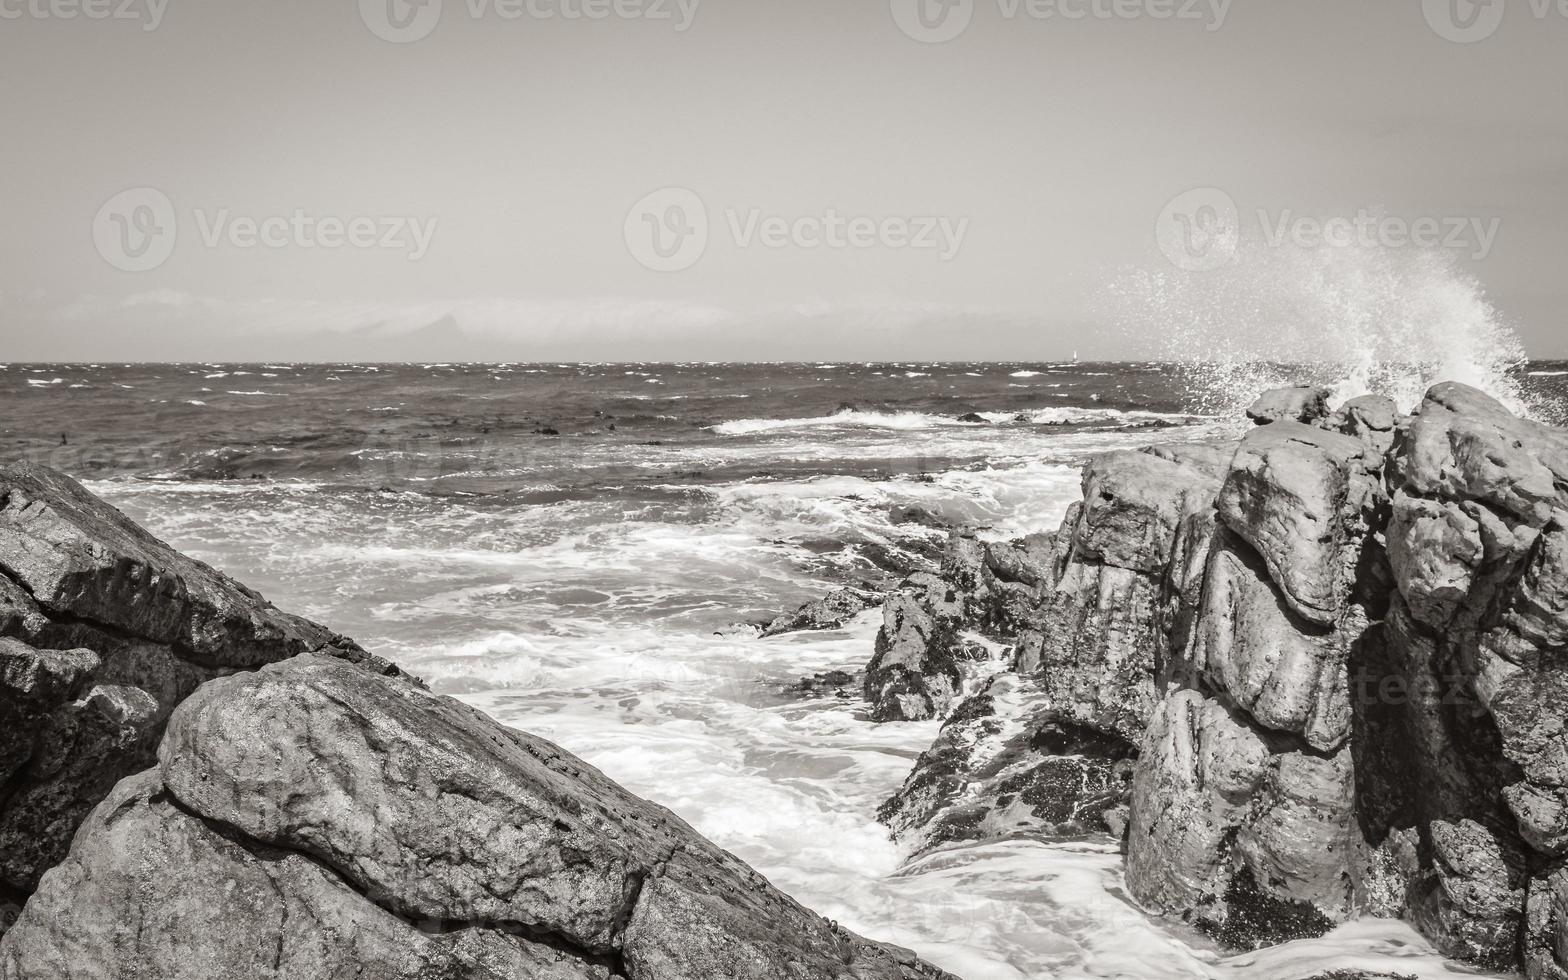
[[6, 360, 1568, 979]]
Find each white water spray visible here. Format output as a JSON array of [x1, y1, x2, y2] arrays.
[[1106, 235, 1541, 420]]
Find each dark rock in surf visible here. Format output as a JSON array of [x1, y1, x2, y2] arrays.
[[878, 673, 1136, 856], [761, 587, 878, 638], [863, 592, 965, 722]]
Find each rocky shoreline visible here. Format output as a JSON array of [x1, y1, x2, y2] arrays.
[[3, 379, 1566, 978], [825, 381, 1568, 979], [0, 461, 955, 980]]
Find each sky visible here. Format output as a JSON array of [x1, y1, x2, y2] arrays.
[[1, 0, 1565, 361]]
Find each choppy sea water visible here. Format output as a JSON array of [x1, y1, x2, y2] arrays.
[[7, 361, 1567, 979]]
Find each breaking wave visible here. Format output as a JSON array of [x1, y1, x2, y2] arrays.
[[1106, 235, 1540, 419]]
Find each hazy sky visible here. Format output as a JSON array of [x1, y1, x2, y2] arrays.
[[1, 0, 1565, 361]]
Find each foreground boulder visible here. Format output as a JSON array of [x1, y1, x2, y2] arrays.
[[3, 656, 956, 980], [0, 462, 957, 979], [0, 462, 390, 911]]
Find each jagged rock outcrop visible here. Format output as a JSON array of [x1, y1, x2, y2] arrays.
[[876, 380, 1568, 977], [861, 533, 1030, 723], [3, 653, 955, 980], [0, 462, 393, 913], [1121, 382, 1568, 974], [1374, 383, 1568, 975], [1129, 417, 1391, 946], [878, 443, 1228, 847], [0, 463, 958, 980], [1012, 443, 1230, 740]]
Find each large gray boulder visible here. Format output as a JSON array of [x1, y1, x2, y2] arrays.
[[0, 461, 390, 907], [3, 654, 957, 980], [1246, 385, 1333, 426]]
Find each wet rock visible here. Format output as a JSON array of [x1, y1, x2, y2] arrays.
[[955, 413, 987, 425], [0, 461, 360, 669], [878, 674, 1135, 855], [1017, 444, 1228, 741], [1192, 530, 1356, 751], [761, 587, 878, 637], [785, 669, 861, 699], [863, 593, 964, 722], [889, 504, 953, 530], [1246, 386, 1333, 426]]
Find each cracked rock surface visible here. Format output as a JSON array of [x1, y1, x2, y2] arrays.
[[5, 653, 956, 980], [0, 461, 395, 905]]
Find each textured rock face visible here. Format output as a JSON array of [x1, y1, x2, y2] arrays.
[[1377, 384, 1568, 975], [1246, 386, 1333, 426], [0, 461, 386, 909], [762, 586, 877, 637], [1018, 444, 1229, 741], [1125, 690, 1359, 940], [5, 655, 954, 980], [863, 590, 966, 722], [876, 444, 1228, 851], [877, 673, 1135, 855], [1128, 416, 1390, 946], [1117, 382, 1568, 973]]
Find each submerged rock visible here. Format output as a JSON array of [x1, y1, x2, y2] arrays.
[[761, 586, 878, 637]]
